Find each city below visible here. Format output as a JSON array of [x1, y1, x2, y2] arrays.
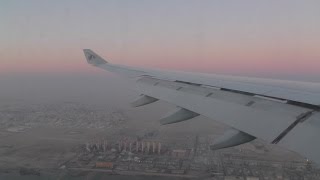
[[0, 102, 319, 180]]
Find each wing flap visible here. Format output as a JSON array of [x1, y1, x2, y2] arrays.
[[279, 112, 320, 164]]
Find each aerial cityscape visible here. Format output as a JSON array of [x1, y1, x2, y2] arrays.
[[0, 101, 319, 179]]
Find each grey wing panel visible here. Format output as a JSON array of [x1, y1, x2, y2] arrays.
[[136, 77, 311, 143], [147, 71, 320, 106], [98, 63, 320, 106]]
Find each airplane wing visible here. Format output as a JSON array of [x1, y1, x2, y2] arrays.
[[83, 49, 320, 164]]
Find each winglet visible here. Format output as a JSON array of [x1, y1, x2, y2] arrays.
[[83, 49, 108, 66]]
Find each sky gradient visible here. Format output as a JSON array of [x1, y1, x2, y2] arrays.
[[1, 0, 320, 81]]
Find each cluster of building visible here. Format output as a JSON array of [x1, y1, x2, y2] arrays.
[[65, 136, 200, 177], [84, 138, 163, 155], [64, 135, 320, 179], [0, 102, 127, 130]]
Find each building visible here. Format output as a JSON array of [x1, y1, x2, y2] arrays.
[[95, 162, 113, 169], [172, 149, 187, 158]]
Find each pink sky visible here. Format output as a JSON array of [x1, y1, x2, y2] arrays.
[[1, 1, 319, 81]]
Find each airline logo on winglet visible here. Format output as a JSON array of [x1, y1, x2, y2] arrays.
[[83, 49, 108, 65], [87, 54, 95, 61]]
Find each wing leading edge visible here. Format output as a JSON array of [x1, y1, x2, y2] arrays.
[[83, 49, 320, 164]]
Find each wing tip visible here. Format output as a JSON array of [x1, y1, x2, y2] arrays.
[[83, 49, 108, 65]]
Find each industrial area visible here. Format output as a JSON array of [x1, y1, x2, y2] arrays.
[[0, 102, 319, 179]]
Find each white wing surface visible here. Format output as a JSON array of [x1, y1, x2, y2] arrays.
[[83, 49, 320, 164]]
